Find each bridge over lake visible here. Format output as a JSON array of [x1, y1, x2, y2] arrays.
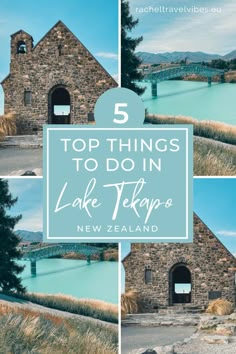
[[22, 244, 104, 275], [143, 64, 226, 97]]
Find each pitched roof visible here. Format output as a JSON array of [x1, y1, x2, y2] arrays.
[[122, 213, 236, 262], [1, 74, 10, 85], [11, 29, 33, 39], [32, 20, 115, 82], [33, 20, 67, 50], [1, 21, 116, 86]]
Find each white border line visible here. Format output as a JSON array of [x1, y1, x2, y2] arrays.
[[118, 0, 121, 87], [118, 242, 121, 354], [186, 128, 188, 237], [47, 129, 50, 241], [46, 127, 190, 240]]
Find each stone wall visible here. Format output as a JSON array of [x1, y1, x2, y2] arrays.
[[2, 21, 117, 133], [123, 214, 236, 312]]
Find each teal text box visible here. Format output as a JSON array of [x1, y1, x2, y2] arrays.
[[44, 125, 193, 242]]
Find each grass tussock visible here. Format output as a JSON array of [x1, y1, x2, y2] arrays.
[[145, 114, 236, 146], [194, 137, 236, 176], [104, 249, 118, 261], [0, 113, 17, 138], [63, 249, 118, 261], [6, 292, 118, 324], [121, 290, 139, 319], [206, 299, 234, 316], [0, 304, 117, 354]]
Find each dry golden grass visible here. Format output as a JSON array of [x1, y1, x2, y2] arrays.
[[194, 138, 236, 176], [63, 249, 118, 261], [121, 290, 139, 318], [194, 149, 236, 176], [146, 113, 236, 175], [0, 304, 118, 353], [145, 114, 236, 145], [0, 113, 17, 137], [174, 71, 236, 83], [206, 299, 234, 316], [104, 249, 119, 261], [10, 292, 118, 323], [0, 303, 65, 327], [50, 293, 118, 318], [225, 71, 236, 83]]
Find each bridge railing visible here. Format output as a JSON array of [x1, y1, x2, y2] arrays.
[[143, 64, 226, 83], [22, 244, 103, 261]]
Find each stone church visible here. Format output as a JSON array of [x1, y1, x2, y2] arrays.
[[123, 214, 236, 311], [1, 21, 117, 133]]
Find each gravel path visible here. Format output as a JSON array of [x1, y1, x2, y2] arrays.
[[122, 326, 196, 354], [0, 147, 42, 176], [174, 333, 236, 354]]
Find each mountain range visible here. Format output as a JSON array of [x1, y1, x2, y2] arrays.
[[16, 230, 43, 242], [137, 50, 236, 64]]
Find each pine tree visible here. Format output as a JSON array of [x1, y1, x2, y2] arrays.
[[121, 0, 145, 95], [0, 179, 25, 293]]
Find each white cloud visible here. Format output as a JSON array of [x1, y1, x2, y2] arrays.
[[96, 52, 118, 60], [130, 0, 236, 54], [217, 231, 236, 237], [112, 73, 119, 82], [17, 207, 43, 232], [0, 88, 4, 115], [8, 179, 39, 198]]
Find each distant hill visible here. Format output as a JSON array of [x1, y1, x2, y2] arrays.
[[137, 50, 236, 64], [16, 230, 43, 242], [223, 50, 236, 61]]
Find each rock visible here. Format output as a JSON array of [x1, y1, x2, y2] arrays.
[[216, 324, 236, 336], [128, 349, 147, 354], [33, 168, 42, 176], [160, 321, 173, 326], [229, 312, 236, 320], [153, 345, 174, 354], [21, 170, 36, 176], [141, 350, 157, 354], [202, 335, 230, 344], [198, 319, 223, 330]]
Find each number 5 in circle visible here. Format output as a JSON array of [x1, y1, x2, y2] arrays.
[[113, 103, 128, 124]]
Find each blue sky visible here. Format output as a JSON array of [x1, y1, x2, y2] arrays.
[[0, 0, 118, 114], [6, 177, 236, 254], [6, 177, 236, 293], [122, 178, 236, 289], [8, 178, 43, 232], [129, 0, 236, 54]]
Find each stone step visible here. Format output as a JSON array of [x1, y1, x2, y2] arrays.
[[159, 305, 203, 315]]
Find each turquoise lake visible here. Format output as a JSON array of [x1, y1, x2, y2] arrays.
[[19, 259, 118, 304], [141, 81, 236, 125]]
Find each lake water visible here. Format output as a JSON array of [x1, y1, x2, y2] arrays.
[[19, 259, 118, 304], [141, 81, 236, 125]]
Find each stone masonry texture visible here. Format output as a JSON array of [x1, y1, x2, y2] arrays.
[[123, 214, 236, 312], [1, 21, 117, 134]]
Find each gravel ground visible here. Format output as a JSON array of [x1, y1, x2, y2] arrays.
[[174, 333, 236, 354], [122, 326, 196, 354], [0, 147, 42, 176]]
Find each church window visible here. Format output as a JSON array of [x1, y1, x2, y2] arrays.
[[24, 91, 32, 105], [145, 268, 152, 284], [17, 41, 27, 54], [58, 44, 62, 56]]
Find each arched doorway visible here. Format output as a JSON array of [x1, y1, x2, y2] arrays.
[[169, 263, 191, 305], [48, 86, 70, 124]]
